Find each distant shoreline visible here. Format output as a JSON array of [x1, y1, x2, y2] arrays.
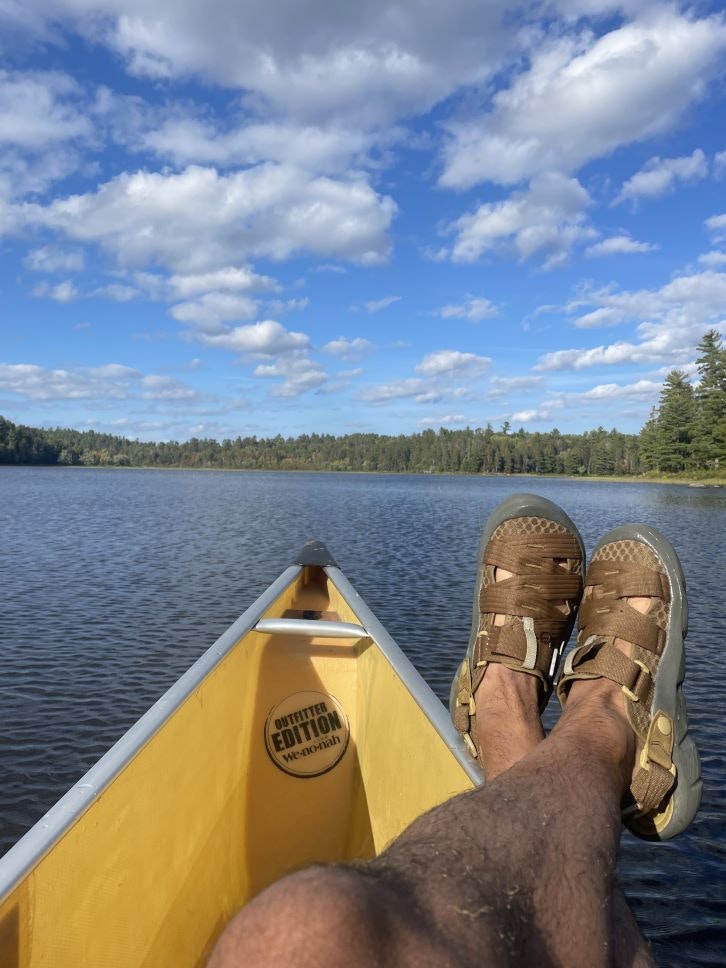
[[3, 463, 724, 487]]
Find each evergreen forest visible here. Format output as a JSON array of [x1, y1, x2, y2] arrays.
[[2, 331, 725, 479]]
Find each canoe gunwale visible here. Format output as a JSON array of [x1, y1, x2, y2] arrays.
[[0, 564, 303, 903]]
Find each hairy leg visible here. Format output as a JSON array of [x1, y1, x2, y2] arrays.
[[210, 581, 659, 968]]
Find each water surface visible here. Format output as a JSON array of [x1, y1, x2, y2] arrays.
[[1, 468, 724, 964]]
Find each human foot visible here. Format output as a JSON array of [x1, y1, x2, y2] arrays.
[[557, 526, 702, 840], [450, 494, 584, 776]]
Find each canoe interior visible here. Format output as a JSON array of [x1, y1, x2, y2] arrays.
[[0, 564, 475, 967]]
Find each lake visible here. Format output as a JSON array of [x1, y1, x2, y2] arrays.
[[1, 466, 724, 965]]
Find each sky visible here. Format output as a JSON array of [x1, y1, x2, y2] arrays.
[[1, 1, 725, 442]]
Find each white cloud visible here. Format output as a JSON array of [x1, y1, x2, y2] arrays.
[[615, 149, 708, 204], [0, 70, 91, 150], [582, 380, 661, 400], [24, 246, 85, 272], [536, 270, 726, 370], [585, 235, 657, 257], [418, 414, 467, 426], [715, 151, 726, 178], [359, 378, 427, 403], [15, 164, 396, 272], [195, 320, 310, 356], [448, 172, 593, 266], [143, 118, 375, 174], [415, 349, 491, 377], [171, 292, 258, 331], [487, 375, 544, 397], [91, 283, 139, 302], [706, 213, 726, 243], [440, 10, 726, 189], [366, 295, 401, 313], [699, 251, 726, 267], [253, 355, 327, 397], [167, 266, 279, 298], [33, 279, 79, 302], [511, 408, 553, 423], [22, 0, 515, 128], [438, 296, 497, 321], [322, 337, 374, 361], [0, 361, 198, 402]]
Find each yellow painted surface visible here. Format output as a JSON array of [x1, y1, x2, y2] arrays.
[[0, 567, 474, 967]]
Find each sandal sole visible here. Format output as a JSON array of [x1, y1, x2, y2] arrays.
[[594, 525, 702, 841]]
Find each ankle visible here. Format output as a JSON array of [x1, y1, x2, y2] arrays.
[[558, 680, 635, 790]]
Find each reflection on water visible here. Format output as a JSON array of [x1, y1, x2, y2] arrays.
[[1, 467, 724, 966]]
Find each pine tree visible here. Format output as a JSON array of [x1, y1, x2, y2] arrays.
[[656, 371, 695, 472], [638, 407, 660, 472], [692, 329, 726, 469]]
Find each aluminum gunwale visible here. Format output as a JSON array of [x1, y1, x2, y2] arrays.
[[0, 564, 302, 903], [325, 565, 485, 787]]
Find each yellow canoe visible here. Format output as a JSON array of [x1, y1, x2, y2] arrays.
[[0, 541, 482, 967]]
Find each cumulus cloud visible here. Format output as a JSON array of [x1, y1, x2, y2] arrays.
[[615, 149, 708, 204], [194, 320, 310, 356], [359, 378, 428, 403], [510, 408, 554, 424], [440, 10, 726, 189], [415, 349, 491, 377], [487, 375, 544, 398], [171, 292, 258, 330], [13, 164, 396, 272], [418, 414, 467, 426], [706, 213, 726, 243], [699, 251, 726, 267], [143, 117, 376, 174], [366, 295, 401, 313], [91, 283, 139, 302], [437, 296, 497, 321], [166, 266, 278, 298], [24, 246, 85, 273], [32, 279, 79, 302], [253, 355, 328, 397], [0, 361, 199, 402], [448, 172, 593, 266], [11, 0, 517, 128], [585, 235, 657, 257], [0, 70, 91, 150], [536, 270, 726, 370], [582, 380, 661, 400], [322, 337, 374, 361]]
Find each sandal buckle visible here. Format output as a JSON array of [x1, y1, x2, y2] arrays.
[[621, 659, 650, 703]]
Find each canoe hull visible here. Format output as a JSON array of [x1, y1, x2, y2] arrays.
[[0, 555, 480, 967]]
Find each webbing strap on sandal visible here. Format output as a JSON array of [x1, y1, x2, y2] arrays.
[[630, 711, 676, 812]]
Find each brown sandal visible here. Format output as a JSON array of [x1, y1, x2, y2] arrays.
[[557, 525, 702, 840], [450, 493, 585, 766]]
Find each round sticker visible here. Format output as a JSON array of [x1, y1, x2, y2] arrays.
[[264, 690, 350, 778]]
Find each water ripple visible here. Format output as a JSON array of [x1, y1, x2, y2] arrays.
[[1, 468, 724, 965]]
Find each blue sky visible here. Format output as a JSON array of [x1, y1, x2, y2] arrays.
[[1, 0, 725, 441]]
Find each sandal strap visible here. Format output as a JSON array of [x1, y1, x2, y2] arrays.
[[485, 534, 582, 575], [559, 638, 652, 703], [630, 711, 676, 813], [585, 560, 668, 600], [578, 599, 664, 654], [474, 622, 562, 684]]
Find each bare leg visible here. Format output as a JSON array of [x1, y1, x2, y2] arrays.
[[210, 571, 659, 968], [210, 657, 654, 968]]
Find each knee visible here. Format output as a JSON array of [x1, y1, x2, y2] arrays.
[[209, 866, 386, 967]]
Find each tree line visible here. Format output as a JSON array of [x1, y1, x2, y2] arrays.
[[1, 331, 724, 478]]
